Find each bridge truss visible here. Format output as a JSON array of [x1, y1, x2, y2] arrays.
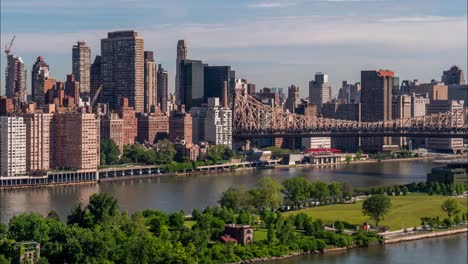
[[232, 89, 468, 138]]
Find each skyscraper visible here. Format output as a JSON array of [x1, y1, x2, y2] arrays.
[[101, 30, 144, 112], [144, 51, 157, 113], [179, 59, 205, 110], [31, 56, 49, 104], [338, 81, 361, 103], [5, 55, 27, 103], [442, 65, 465, 85], [176, 40, 188, 105], [361, 70, 394, 152], [309, 72, 331, 108], [72, 41, 91, 98], [23, 113, 53, 172], [90, 55, 102, 100], [204, 65, 235, 105], [157, 64, 168, 113], [284, 85, 300, 113]]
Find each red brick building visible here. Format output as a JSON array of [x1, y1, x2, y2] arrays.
[[222, 224, 254, 246], [100, 113, 124, 153], [52, 111, 99, 171], [169, 105, 192, 145], [137, 110, 169, 144], [118, 98, 137, 146]]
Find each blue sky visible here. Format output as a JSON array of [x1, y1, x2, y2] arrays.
[[1, 0, 467, 97]]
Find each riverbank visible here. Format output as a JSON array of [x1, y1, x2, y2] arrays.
[[232, 228, 467, 263], [0, 154, 445, 189]]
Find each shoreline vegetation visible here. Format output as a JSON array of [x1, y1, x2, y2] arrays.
[[1, 176, 467, 263]]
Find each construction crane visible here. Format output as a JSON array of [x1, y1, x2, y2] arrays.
[[90, 85, 103, 106], [3, 35, 16, 97], [4, 35, 15, 58]]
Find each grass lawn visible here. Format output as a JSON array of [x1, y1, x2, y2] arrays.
[[283, 194, 468, 231], [184, 220, 197, 228], [255, 228, 268, 242]]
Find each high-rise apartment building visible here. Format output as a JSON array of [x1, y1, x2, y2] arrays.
[[137, 110, 169, 144], [90, 55, 102, 100], [361, 70, 394, 152], [117, 98, 137, 146], [144, 51, 157, 113], [23, 113, 53, 172], [204, 97, 233, 148], [426, 100, 464, 153], [189, 106, 208, 144], [100, 113, 124, 154], [442, 66, 465, 85], [309, 72, 331, 108], [52, 112, 99, 171], [176, 40, 188, 104], [5, 55, 27, 103], [157, 64, 168, 113], [169, 105, 193, 144], [0, 116, 26, 177], [34, 77, 57, 108], [65, 74, 80, 106], [31, 56, 50, 107], [72, 41, 91, 98], [101, 30, 144, 112]]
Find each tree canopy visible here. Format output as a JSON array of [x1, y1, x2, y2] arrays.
[[362, 195, 392, 227]]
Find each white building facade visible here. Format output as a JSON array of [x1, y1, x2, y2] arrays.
[[0, 116, 27, 177], [302, 137, 332, 150], [204, 98, 233, 148]]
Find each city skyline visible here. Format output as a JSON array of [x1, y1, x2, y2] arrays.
[[1, 0, 467, 97]]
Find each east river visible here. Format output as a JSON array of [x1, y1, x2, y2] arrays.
[[1, 159, 467, 263], [0, 159, 437, 223]]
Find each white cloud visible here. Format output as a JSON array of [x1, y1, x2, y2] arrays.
[[378, 16, 451, 23], [247, 2, 297, 8]]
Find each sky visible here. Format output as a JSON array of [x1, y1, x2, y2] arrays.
[[1, 0, 467, 98]]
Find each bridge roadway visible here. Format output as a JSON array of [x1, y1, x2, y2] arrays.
[[233, 127, 468, 139]]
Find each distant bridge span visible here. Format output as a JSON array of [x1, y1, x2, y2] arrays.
[[232, 89, 468, 139]]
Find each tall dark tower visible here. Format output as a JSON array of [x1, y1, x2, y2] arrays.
[[361, 70, 394, 153], [175, 40, 188, 105], [157, 64, 168, 113], [101, 30, 144, 112]]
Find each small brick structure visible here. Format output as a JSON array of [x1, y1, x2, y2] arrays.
[[221, 224, 254, 246]]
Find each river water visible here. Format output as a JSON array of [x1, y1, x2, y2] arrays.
[[272, 234, 468, 264], [0, 159, 436, 223]]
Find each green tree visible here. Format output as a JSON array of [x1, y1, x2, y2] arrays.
[[355, 149, 363, 160], [441, 198, 461, 219], [283, 177, 310, 208], [334, 221, 344, 234], [8, 213, 50, 244], [262, 146, 293, 159], [219, 186, 250, 211], [328, 182, 343, 203], [87, 193, 120, 224], [47, 210, 61, 222], [345, 155, 352, 164], [155, 139, 176, 164], [100, 138, 120, 165], [310, 181, 329, 204], [169, 211, 185, 231], [402, 186, 409, 196], [362, 195, 392, 227], [254, 177, 283, 211]]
